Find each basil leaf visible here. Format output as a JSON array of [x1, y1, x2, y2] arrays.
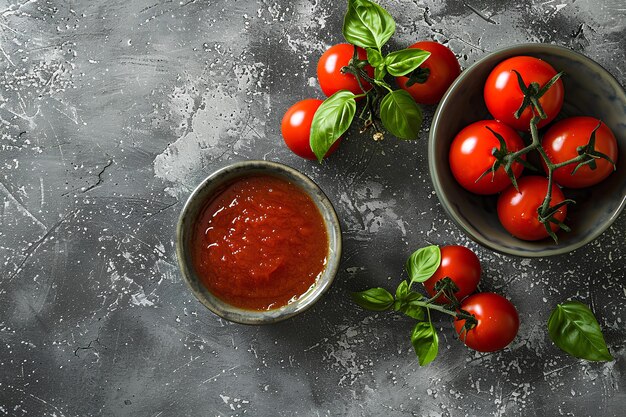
[[374, 65, 387, 80], [310, 91, 356, 162], [352, 287, 394, 311], [411, 321, 438, 366], [384, 48, 431, 77], [343, 0, 395, 49], [366, 47, 384, 68], [393, 282, 425, 319], [379, 90, 423, 140], [405, 245, 441, 284], [399, 296, 426, 320], [395, 280, 409, 300], [547, 301, 613, 361]]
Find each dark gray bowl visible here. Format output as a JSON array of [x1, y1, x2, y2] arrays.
[[176, 160, 342, 324], [430, 44, 626, 257]]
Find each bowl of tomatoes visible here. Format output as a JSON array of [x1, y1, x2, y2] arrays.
[[429, 43, 626, 257]]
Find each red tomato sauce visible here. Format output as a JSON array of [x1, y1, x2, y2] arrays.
[[191, 174, 329, 311]]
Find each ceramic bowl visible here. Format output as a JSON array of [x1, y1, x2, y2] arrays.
[[429, 43, 626, 257], [176, 160, 342, 324]]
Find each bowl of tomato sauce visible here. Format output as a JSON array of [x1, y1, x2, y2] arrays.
[[430, 43, 626, 257], [176, 160, 341, 324]]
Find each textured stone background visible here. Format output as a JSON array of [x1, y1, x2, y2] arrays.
[[1, 0, 625, 416]]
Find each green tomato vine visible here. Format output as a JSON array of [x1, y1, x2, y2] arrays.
[[487, 71, 616, 242]]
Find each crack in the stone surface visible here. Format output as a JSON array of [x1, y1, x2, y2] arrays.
[[142, 200, 179, 219], [464, 2, 498, 25], [61, 159, 113, 196], [81, 159, 113, 193], [74, 338, 101, 357]]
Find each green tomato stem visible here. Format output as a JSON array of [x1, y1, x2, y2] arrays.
[[423, 287, 446, 303], [541, 161, 555, 214], [404, 295, 474, 323]]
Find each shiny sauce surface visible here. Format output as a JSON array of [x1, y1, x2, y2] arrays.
[[191, 174, 329, 310]]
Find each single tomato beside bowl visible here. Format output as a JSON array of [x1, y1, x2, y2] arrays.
[[449, 120, 526, 195], [454, 292, 519, 352], [396, 41, 461, 105], [541, 116, 618, 188]]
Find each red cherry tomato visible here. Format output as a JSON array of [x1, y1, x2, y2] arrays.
[[281, 99, 340, 160], [454, 292, 520, 352], [497, 176, 567, 241], [317, 43, 374, 97], [449, 120, 526, 195], [423, 246, 481, 304], [484, 56, 564, 131], [396, 41, 461, 105], [541, 116, 618, 188]]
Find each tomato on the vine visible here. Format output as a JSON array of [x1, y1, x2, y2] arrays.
[[454, 292, 519, 352], [317, 43, 374, 97], [449, 120, 526, 195], [541, 116, 618, 188], [281, 99, 340, 160], [396, 41, 461, 105], [423, 245, 481, 304], [484, 56, 564, 131], [497, 176, 567, 241]]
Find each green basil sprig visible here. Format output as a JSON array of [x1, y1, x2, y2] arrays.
[[394, 281, 426, 320], [547, 301, 613, 361], [352, 245, 444, 366], [352, 278, 436, 365], [310, 0, 432, 160]]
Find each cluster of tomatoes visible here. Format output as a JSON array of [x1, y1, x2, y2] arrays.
[[281, 41, 460, 159], [423, 245, 519, 353], [449, 56, 619, 241]]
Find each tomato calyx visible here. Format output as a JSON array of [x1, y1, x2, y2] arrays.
[[340, 45, 378, 94], [430, 276, 462, 309], [571, 122, 617, 175], [475, 125, 536, 191], [512, 69, 564, 120], [404, 67, 431, 86], [455, 308, 479, 341], [536, 198, 575, 241]]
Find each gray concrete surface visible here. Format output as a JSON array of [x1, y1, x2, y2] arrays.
[[1, 0, 625, 416]]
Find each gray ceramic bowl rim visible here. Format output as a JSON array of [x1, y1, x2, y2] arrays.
[[176, 160, 342, 324], [429, 43, 626, 257]]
